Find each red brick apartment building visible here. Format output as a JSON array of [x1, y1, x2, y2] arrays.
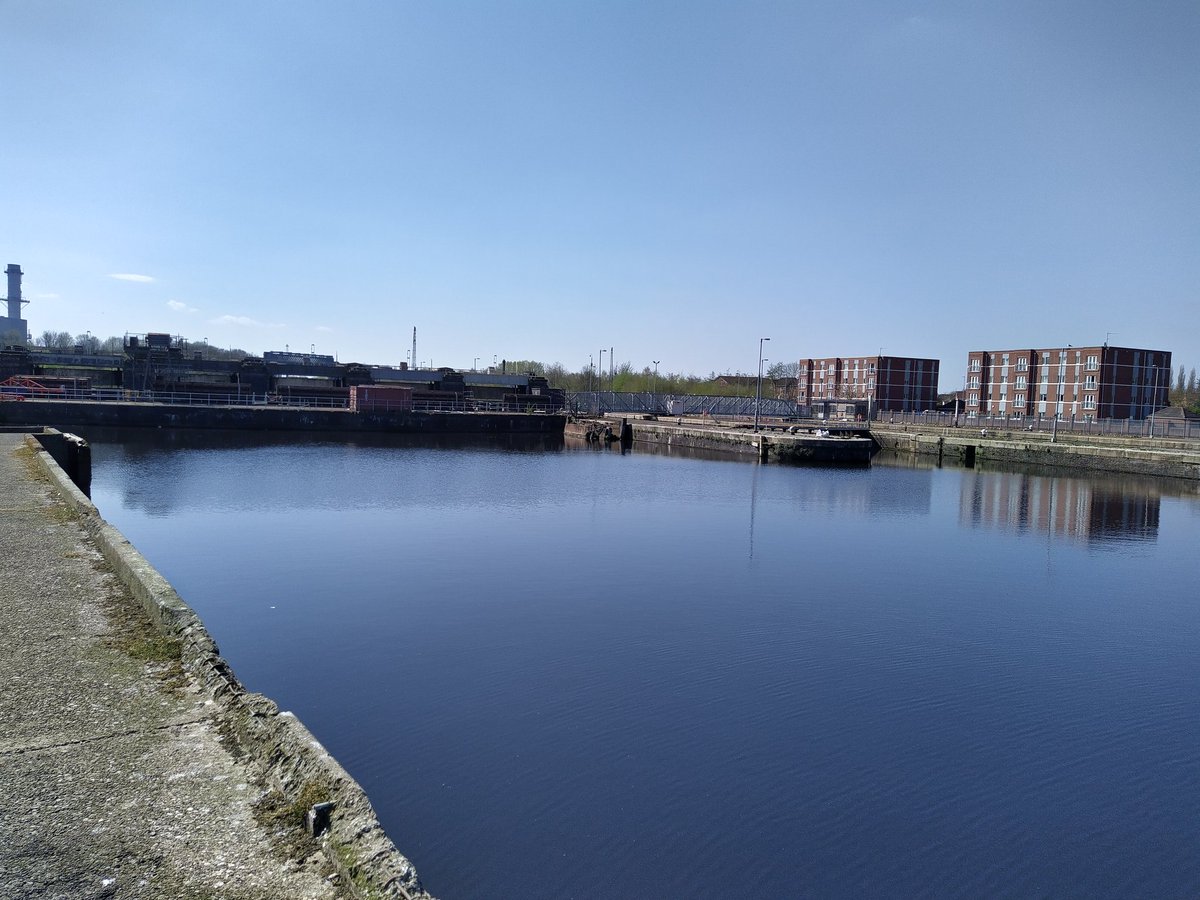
[[796, 355, 939, 412], [964, 345, 1171, 420]]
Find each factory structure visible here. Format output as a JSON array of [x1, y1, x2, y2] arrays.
[[1, 264, 28, 346], [0, 264, 562, 411], [0, 335, 562, 411]]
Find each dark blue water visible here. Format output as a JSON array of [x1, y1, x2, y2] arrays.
[[86, 431, 1200, 899]]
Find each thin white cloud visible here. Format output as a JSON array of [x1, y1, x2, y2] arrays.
[[109, 273, 155, 283], [210, 314, 286, 329], [167, 299, 199, 314], [314, 326, 334, 333]]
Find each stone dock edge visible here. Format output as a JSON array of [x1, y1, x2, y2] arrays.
[[23, 430, 434, 900]]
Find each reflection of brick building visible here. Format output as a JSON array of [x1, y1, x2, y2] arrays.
[[796, 355, 939, 412], [965, 345, 1171, 420], [960, 471, 1159, 544]]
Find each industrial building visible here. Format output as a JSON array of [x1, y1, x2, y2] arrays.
[[965, 345, 1171, 420], [1, 264, 28, 346], [796, 355, 940, 416]]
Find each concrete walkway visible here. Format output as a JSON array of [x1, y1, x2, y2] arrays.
[[0, 432, 346, 900]]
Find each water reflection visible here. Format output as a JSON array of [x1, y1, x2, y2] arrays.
[[87, 427, 566, 518], [960, 469, 1161, 545]]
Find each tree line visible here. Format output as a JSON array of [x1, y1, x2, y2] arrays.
[[25, 331, 249, 361], [501, 359, 798, 398]]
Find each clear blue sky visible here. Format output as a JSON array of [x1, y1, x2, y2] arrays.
[[4, 1, 1197, 389]]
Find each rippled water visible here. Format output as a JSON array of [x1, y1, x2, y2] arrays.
[[86, 430, 1200, 899]]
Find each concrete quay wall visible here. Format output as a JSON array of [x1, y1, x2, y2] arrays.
[[0, 398, 563, 435], [573, 418, 872, 464], [23, 431, 434, 900], [872, 426, 1200, 481]]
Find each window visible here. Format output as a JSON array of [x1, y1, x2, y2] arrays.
[[1015, 394, 1026, 407], [1085, 375, 1096, 389], [1086, 355, 1099, 371], [1017, 357, 1028, 372], [971, 359, 981, 371], [1083, 394, 1096, 410], [1016, 376, 1027, 389], [969, 393, 979, 406], [969, 376, 979, 388]]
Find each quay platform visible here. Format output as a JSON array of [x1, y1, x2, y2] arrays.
[[568, 416, 874, 465], [0, 429, 433, 899]]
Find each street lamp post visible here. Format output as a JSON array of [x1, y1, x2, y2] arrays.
[[652, 360, 660, 411], [754, 337, 771, 432], [1149, 359, 1161, 436], [599, 349, 606, 415], [474, 357, 479, 372]]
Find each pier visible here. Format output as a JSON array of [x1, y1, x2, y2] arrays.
[[0, 429, 433, 899], [567, 415, 874, 465]]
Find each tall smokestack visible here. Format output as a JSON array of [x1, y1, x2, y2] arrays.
[[412, 326, 417, 369], [5, 264, 22, 321]]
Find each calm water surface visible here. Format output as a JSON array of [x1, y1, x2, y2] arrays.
[[86, 430, 1200, 899]]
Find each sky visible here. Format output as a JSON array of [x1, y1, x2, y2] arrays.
[[3, 0, 1197, 389]]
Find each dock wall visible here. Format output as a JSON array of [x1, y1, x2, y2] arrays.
[[24, 433, 432, 900], [0, 399, 563, 435], [571, 418, 872, 464], [872, 426, 1200, 481]]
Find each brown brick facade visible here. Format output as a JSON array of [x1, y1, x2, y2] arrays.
[[796, 355, 939, 412], [964, 345, 1171, 420]]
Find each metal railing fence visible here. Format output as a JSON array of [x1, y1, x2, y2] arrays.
[[875, 409, 1200, 442], [565, 391, 801, 419], [2, 386, 563, 415]]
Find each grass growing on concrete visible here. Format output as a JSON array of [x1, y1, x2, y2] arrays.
[[253, 778, 344, 889], [15, 442, 79, 524], [332, 841, 386, 900], [101, 587, 186, 689]]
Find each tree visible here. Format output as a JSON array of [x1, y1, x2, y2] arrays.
[[37, 330, 74, 350], [1189, 368, 1197, 393], [1175, 365, 1185, 393]]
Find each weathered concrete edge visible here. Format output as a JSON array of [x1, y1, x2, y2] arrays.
[[606, 419, 872, 464], [22, 433, 433, 900], [873, 429, 1200, 481]]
